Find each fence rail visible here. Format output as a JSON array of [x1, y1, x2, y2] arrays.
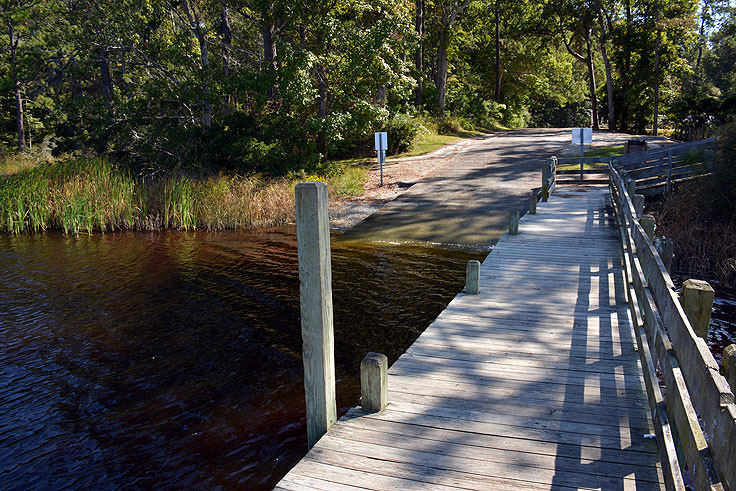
[[612, 139, 715, 196], [609, 164, 735, 490]]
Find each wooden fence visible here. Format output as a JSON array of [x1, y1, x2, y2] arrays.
[[612, 138, 715, 196], [609, 164, 735, 490]]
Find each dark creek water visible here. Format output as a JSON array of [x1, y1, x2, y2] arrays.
[[0, 229, 486, 490], [671, 275, 736, 366]]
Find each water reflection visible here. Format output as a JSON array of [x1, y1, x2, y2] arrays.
[[0, 229, 485, 489]]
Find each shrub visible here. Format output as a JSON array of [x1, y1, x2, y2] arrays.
[[385, 114, 420, 154]]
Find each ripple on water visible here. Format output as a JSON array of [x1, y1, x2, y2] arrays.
[[0, 229, 485, 489]]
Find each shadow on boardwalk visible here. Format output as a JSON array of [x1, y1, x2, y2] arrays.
[[277, 187, 664, 490]]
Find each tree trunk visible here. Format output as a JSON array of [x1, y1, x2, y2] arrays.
[[600, 39, 614, 130], [200, 37, 212, 127], [220, 2, 234, 110], [415, 0, 424, 106], [695, 1, 708, 71], [15, 81, 26, 153], [99, 48, 113, 102], [181, 0, 212, 127], [620, 0, 632, 132], [8, 23, 25, 152], [220, 3, 232, 78], [585, 32, 599, 130], [495, 4, 502, 102], [262, 20, 277, 99], [653, 0, 661, 135], [436, 29, 449, 114], [316, 32, 327, 156]]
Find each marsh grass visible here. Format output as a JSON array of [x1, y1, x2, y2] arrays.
[[0, 157, 364, 234]]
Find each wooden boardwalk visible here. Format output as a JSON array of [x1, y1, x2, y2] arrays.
[[277, 186, 665, 490]]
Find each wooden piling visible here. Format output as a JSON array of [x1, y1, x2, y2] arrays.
[[625, 174, 636, 196], [633, 194, 645, 219], [465, 260, 480, 295], [542, 162, 550, 202], [724, 345, 736, 391], [680, 279, 715, 339], [295, 182, 337, 448], [509, 211, 519, 235], [360, 352, 388, 412], [529, 193, 537, 215], [640, 214, 656, 240], [655, 237, 674, 273]]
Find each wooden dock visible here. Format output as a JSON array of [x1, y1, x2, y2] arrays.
[[278, 185, 665, 490]]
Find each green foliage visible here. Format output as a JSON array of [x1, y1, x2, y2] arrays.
[[385, 114, 421, 154], [705, 123, 736, 219]]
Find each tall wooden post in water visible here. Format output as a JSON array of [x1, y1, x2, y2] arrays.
[[295, 182, 337, 448]]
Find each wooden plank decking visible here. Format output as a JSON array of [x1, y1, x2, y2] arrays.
[[277, 186, 665, 490]]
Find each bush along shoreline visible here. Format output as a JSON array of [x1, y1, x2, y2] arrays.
[[649, 124, 736, 287], [0, 158, 366, 234]]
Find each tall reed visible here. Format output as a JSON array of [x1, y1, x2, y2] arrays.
[[0, 157, 365, 234]]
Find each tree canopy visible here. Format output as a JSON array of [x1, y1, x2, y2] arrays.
[[1, 0, 733, 173]]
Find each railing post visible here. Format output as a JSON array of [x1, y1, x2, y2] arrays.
[[680, 279, 715, 339], [542, 161, 550, 202], [465, 260, 480, 295], [295, 182, 337, 448], [640, 214, 656, 240], [724, 345, 736, 391], [529, 192, 537, 215], [667, 149, 673, 193], [509, 211, 519, 235], [633, 194, 645, 219], [654, 237, 674, 272], [361, 352, 388, 412]]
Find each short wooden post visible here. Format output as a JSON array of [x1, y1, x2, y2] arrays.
[[655, 237, 674, 272], [465, 260, 480, 295], [724, 345, 736, 391], [542, 162, 550, 202], [625, 175, 636, 196], [295, 182, 337, 448], [633, 194, 645, 218], [361, 352, 388, 412], [640, 214, 655, 239], [529, 192, 537, 215], [509, 211, 519, 235], [666, 149, 673, 193], [680, 279, 715, 339]]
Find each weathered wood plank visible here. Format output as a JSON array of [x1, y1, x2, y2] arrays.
[[278, 186, 666, 490]]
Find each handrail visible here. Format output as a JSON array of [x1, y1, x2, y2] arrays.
[[609, 163, 735, 490], [612, 138, 715, 166]]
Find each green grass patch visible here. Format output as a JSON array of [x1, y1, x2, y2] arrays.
[[394, 134, 460, 158], [558, 162, 610, 171], [583, 144, 625, 158]]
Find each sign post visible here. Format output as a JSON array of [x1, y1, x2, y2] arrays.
[[571, 128, 592, 181], [375, 132, 387, 187]]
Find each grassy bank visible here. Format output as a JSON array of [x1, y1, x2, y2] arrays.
[[0, 157, 367, 234]]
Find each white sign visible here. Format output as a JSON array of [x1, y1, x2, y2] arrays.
[[374, 132, 387, 151], [571, 128, 593, 144]]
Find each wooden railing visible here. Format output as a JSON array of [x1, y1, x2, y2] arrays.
[[609, 164, 735, 490], [612, 138, 715, 196]]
